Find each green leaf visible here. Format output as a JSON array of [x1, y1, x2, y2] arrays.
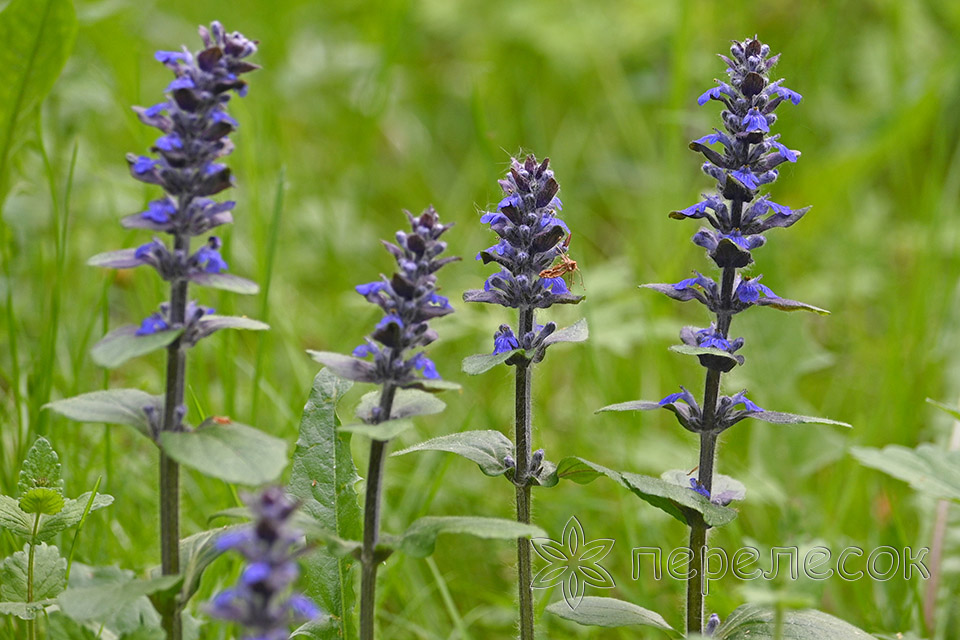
[[160, 418, 288, 485], [44, 389, 161, 442], [197, 314, 270, 333], [715, 604, 876, 639], [91, 325, 183, 369], [307, 350, 379, 383], [546, 596, 678, 635], [744, 411, 851, 428], [669, 344, 739, 363], [397, 516, 545, 558], [851, 444, 960, 501], [190, 272, 259, 294], [0, 494, 32, 537], [339, 418, 414, 441], [178, 526, 241, 604], [0, 0, 78, 194], [19, 487, 65, 515], [0, 599, 55, 620], [18, 436, 63, 496], [556, 457, 737, 527], [355, 388, 446, 422], [662, 469, 746, 504], [288, 369, 361, 640], [63, 565, 162, 633], [542, 318, 589, 346], [34, 492, 113, 543], [461, 349, 523, 375], [595, 399, 661, 413], [393, 430, 514, 476], [44, 611, 99, 639], [405, 378, 462, 393], [0, 542, 67, 606], [927, 398, 960, 421], [58, 575, 179, 624]]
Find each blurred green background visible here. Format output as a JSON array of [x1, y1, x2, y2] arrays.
[[3, 0, 960, 637]]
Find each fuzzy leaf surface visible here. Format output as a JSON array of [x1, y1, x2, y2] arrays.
[[91, 325, 182, 369], [393, 430, 513, 476], [556, 457, 737, 527], [851, 444, 960, 501], [715, 604, 876, 639], [546, 596, 678, 635], [160, 419, 287, 485], [44, 389, 161, 442], [288, 369, 361, 640]]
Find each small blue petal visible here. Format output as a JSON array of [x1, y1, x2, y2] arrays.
[[412, 353, 439, 379], [741, 108, 769, 133], [356, 282, 385, 296], [166, 76, 196, 92], [690, 478, 711, 499], [144, 102, 169, 117], [155, 50, 187, 64], [767, 201, 793, 216], [376, 314, 404, 330], [771, 141, 798, 163], [353, 343, 378, 358], [541, 277, 568, 294], [694, 133, 722, 145], [132, 156, 155, 174], [492, 325, 520, 355], [775, 86, 803, 105], [730, 168, 759, 190], [498, 193, 521, 210], [155, 134, 183, 151], [135, 313, 169, 336], [241, 562, 271, 585], [480, 211, 507, 225]]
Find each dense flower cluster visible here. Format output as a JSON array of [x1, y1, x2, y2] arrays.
[[209, 487, 319, 639], [90, 21, 259, 335], [349, 207, 458, 386], [464, 155, 583, 353], [674, 37, 808, 270], [465, 155, 582, 310]]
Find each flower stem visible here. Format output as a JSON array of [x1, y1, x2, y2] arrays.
[[360, 382, 397, 640], [515, 307, 535, 640], [27, 512, 39, 640], [685, 194, 741, 633], [160, 235, 189, 640]]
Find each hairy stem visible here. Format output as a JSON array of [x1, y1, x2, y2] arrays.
[[27, 512, 39, 640], [360, 382, 397, 640], [160, 235, 189, 640], [515, 307, 535, 640], [686, 198, 742, 634]]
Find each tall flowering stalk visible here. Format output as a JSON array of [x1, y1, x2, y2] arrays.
[[209, 487, 321, 639], [464, 155, 585, 639], [642, 37, 828, 633], [80, 23, 260, 640], [309, 207, 457, 640]]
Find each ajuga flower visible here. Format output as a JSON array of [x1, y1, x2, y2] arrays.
[[209, 487, 320, 639], [317, 207, 457, 390], [465, 155, 582, 310]]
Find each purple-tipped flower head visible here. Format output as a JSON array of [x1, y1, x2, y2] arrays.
[[464, 155, 583, 309], [209, 487, 320, 639], [351, 207, 458, 385], [684, 37, 807, 268]]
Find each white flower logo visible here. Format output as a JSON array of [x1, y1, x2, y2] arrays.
[[531, 516, 615, 609]]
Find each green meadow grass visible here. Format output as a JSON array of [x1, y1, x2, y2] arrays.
[[2, 0, 960, 637]]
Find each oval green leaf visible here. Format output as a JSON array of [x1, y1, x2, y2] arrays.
[[716, 604, 876, 639], [546, 596, 678, 635], [393, 430, 513, 476], [160, 419, 287, 485], [91, 325, 183, 369]]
